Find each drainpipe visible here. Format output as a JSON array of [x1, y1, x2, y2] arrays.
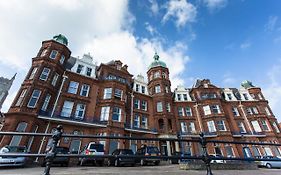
[[239, 101, 253, 134], [129, 92, 134, 148], [35, 72, 68, 162], [194, 103, 203, 132]]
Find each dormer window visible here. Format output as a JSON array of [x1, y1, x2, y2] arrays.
[[86, 67, 92, 76], [162, 72, 166, 79], [141, 86, 145, 93], [76, 64, 84, 74], [243, 93, 249, 100], [183, 94, 188, 101], [227, 93, 232, 100], [136, 84, 140, 92], [49, 50, 58, 59]]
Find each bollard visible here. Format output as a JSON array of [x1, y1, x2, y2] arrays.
[[43, 125, 63, 175], [199, 133, 213, 175]]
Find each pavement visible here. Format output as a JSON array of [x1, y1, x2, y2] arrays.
[[0, 165, 280, 175]]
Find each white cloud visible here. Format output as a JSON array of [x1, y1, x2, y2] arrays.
[[203, 0, 228, 11], [149, 0, 159, 15], [265, 15, 279, 32], [240, 41, 251, 49], [222, 73, 236, 86], [263, 60, 281, 122], [145, 22, 158, 36], [162, 0, 197, 28], [80, 31, 190, 90], [0, 0, 190, 112]]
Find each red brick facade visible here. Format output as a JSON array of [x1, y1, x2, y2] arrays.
[[1, 38, 281, 158]]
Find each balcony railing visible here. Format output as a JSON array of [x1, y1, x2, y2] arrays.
[[38, 110, 107, 127], [124, 123, 158, 134], [232, 131, 266, 137]]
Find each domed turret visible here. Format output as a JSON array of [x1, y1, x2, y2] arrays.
[[53, 34, 68, 46], [148, 53, 167, 70], [241, 80, 255, 89]]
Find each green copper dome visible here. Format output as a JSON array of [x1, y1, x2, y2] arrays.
[[148, 53, 167, 70], [241, 80, 255, 88], [53, 34, 68, 46]]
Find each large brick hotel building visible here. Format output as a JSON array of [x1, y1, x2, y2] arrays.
[[1, 35, 281, 159]]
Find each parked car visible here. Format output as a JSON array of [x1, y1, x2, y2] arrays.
[[78, 142, 105, 166], [107, 149, 135, 167], [136, 146, 160, 166], [257, 156, 281, 169], [209, 154, 226, 164], [0, 146, 29, 167], [42, 146, 70, 167], [170, 152, 191, 164]]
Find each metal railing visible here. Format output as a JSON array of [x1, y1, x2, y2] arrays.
[[1, 125, 281, 175]]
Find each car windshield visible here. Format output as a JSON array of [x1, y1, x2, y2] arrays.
[[120, 149, 134, 155], [147, 147, 159, 154], [1, 146, 26, 153], [89, 144, 104, 152]]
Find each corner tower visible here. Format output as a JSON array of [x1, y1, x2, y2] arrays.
[[147, 53, 176, 133]]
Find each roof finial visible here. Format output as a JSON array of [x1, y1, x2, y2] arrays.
[[153, 52, 159, 61]]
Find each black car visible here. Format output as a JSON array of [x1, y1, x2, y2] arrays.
[[170, 152, 191, 164], [107, 149, 135, 167], [136, 146, 160, 166], [42, 147, 70, 167]]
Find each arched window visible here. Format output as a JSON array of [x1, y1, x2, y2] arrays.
[[9, 122, 28, 146]]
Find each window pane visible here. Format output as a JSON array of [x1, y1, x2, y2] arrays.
[[61, 101, 74, 117], [27, 90, 41, 108], [49, 50, 58, 59], [40, 68, 50, 81], [68, 81, 79, 94]]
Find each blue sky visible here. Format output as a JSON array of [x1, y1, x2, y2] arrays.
[[0, 0, 281, 121]]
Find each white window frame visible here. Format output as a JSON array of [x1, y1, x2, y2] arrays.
[[189, 122, 196, 133], [134, 114, 140, 128], [156, 102, 163, 112], [103, 88, 112, 99], [185, 107, 192, 116], [68, 81, 79, 94], [178, 107, 184, 116], [86, 67, 92, 76], [211, 105, 221, 114], [141, 100, 147, 111], [41, 49, 48, 57], [166, 103, 171, 112], [39, 68, 50, 81], [51, 73, 59, 86], [100, 106, 110, 121], [181, 122, 188, 133], [9, 122, 27, 146], [80, 84, 90, 97], [261, 120, 270, 131], [49, 50, 58, 59], [232, 107, 240, 116], [141, 116, 148, 129], [75, 103, 86, 119], [112, 107, 121, 122], [41, 94, 51, 111], [27, 89, 41, 108], [134, 99, 140, 109], [238, 122, 246, 133], [272, 122, 280, 133], [114, 88, 123, 99], [155, 85, 161, 93], [207, 120, 216, 132], [61, 101, 74, 117], [265, 107, 271, 116], [217, 120, 226, 131], [203, 105, 211, 115], [29, 67, 38, 79], [251, 120, 262, 133], [59, 55, 65, 64], [15, 89, 27, 106], [76, 64, 84, 74]]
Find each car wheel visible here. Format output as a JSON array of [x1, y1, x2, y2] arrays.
[[114, 160, 119, 167], [154, 161, 160, 166], [266, 163, 272, 169], [106, 160, 111, 166], [140, 159, 146, 166]]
